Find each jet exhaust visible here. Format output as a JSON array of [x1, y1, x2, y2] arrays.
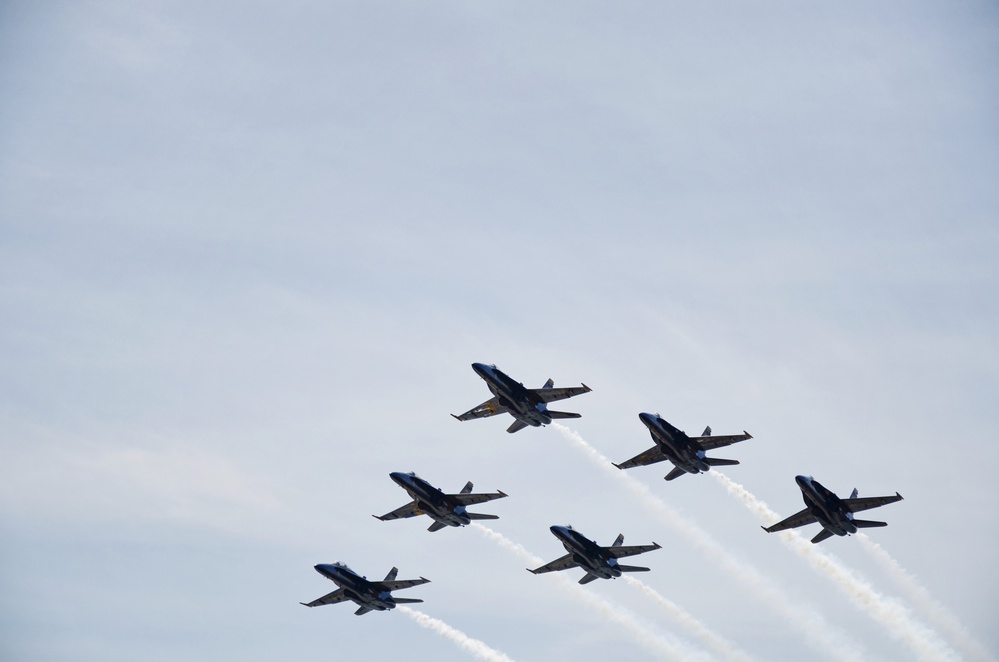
[[620, 576, 755, 662], [552, 424, 867, 662], [470, 524, 708, 661], [397, 606, 515, 662], [856, 534, 991, 662], [708, 470, 960, 662]]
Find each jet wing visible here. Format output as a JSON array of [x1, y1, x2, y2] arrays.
[[607, 542, 661, 559], [301, 588, 351, 607], [843, 493, 903, 513], [763, 507, 818, 533], [613, 445, 669, 470], [378, 577, 431, 592], [533, 385, 591, 403], [451, 491, 508, 506], [375, 501, 423, 521], [452, 397, 507, 421], [528, 553, 579, 575], [691, 432, 752, 451]]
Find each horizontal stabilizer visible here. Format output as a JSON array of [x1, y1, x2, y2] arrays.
[[506, 420, 528, 434], [664, 466, 687, 481], [546, 411, 582, 419], [427, 521, 448, 532], [811, 529, 835, 544], [704, 457, 740, 466], [616, 565, 651, 573], [579, 573, 599, 585], [852, 519, 888, 528], [354, 606, 373, 616], [465, 512, 499, 520], [391, 598, 424, 604]]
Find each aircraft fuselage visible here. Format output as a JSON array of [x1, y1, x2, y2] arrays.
[[640, 412, 709, 475], [472, 362, 551, 428], [389, 472, 469, 528], [796, 475, 855, 537], [314, 563, 396, 612], [550, 525, 621, 580]]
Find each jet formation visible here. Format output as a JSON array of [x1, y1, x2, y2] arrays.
[[452, 362, 591, 433], [614, 413, 753, 481], [303, 361, 906, 616], [763, 475, 904, 544], [301, 563, 429, 615], [529, 525, 662, 584], [375, 471, 508, 532]]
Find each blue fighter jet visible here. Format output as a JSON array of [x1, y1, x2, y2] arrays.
[[763, 475, 904, 544], [614, 413, 752, 481], [452, 363, 591, 433], [528, 525, 661, 585], [300, 562, 429, 615], [374, 472, 508, 532]]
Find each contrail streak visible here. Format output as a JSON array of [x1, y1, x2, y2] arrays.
[[398, 606, 515, 662], [470, 523, 709, 661], [552, 424, 866, 662], [856, 533, 992, 662], [709, 470, 960, 662], [621, 575, 755, 662]]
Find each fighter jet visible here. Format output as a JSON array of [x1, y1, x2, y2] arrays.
[[528, 525, 661, 585], [300, 562, 429, 615], [452, 362, 592, 433], [374, 472, 508, 532], [763, 475, 904, 544], [613, 413, 752, 481]]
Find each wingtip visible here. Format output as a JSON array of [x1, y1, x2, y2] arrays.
[[497, 490, 509, 498], [300, 602, 312, 607], [761, 526, 770, 533], [611, 463, 622, 470], [653, 542, 662, 550], [526, 568, 538, 574], [450, 414, 461, 421], [372, 515, 383, 521], [745, 430, 753, 438], [582, 383, 592, 392], [420, 577, 431, 583], [897, 492, 903, 500]]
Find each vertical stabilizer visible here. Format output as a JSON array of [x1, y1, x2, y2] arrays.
[[460, 481, 473, 494], [702, 425, 712, 436], [850, 488, 859, 499], [611, 533, 625, 547], [384, 567, 398, 582], [543, 378, 554, 388]]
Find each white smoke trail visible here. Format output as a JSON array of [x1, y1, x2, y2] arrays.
[[398, 606, 515, 662], [709, 470, 960, 662], [856, 533, 993, 662], [552, 424, 867, 662], [621, 575, 755, 662], [470, 523, 709, 661]]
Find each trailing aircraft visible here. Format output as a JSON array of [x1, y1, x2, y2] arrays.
[[300, 562, 429, 615], [614, 412, 752, 480], [528, 525, 661, 585], [374, 471, 508, 532], [763, 475, 904, 544], [452, 362, 591, 433]]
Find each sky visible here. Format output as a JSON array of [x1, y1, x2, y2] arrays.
[[1, 1, 998, 660]]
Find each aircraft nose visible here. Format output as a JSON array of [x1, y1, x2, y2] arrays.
[[795, 475, 811, 488], [471, 362, 491, 377], [639, 412, 656, 425], [550, 525, 570, 537]]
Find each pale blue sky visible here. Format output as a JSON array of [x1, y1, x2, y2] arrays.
[[2, 2, 998, 660]]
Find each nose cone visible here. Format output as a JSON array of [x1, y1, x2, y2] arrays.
[[550, 525, 572, 539], [639, 412, 657, 427], [471, 362, 493, 378], [315, 563, 340, 579], [795, 475, 812, 489], [389, 472, 414, 487]]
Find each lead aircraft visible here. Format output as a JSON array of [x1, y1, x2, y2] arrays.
[[763, 475, 903, 544], [300, 562, 429, 615], [614, 412, 753, 481], [528, 525, 661, 585], [374, 471, 508, 532], [452, 363, 591, 433]]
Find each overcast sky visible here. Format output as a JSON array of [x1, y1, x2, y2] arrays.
[[2, 2, 998, 661]]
